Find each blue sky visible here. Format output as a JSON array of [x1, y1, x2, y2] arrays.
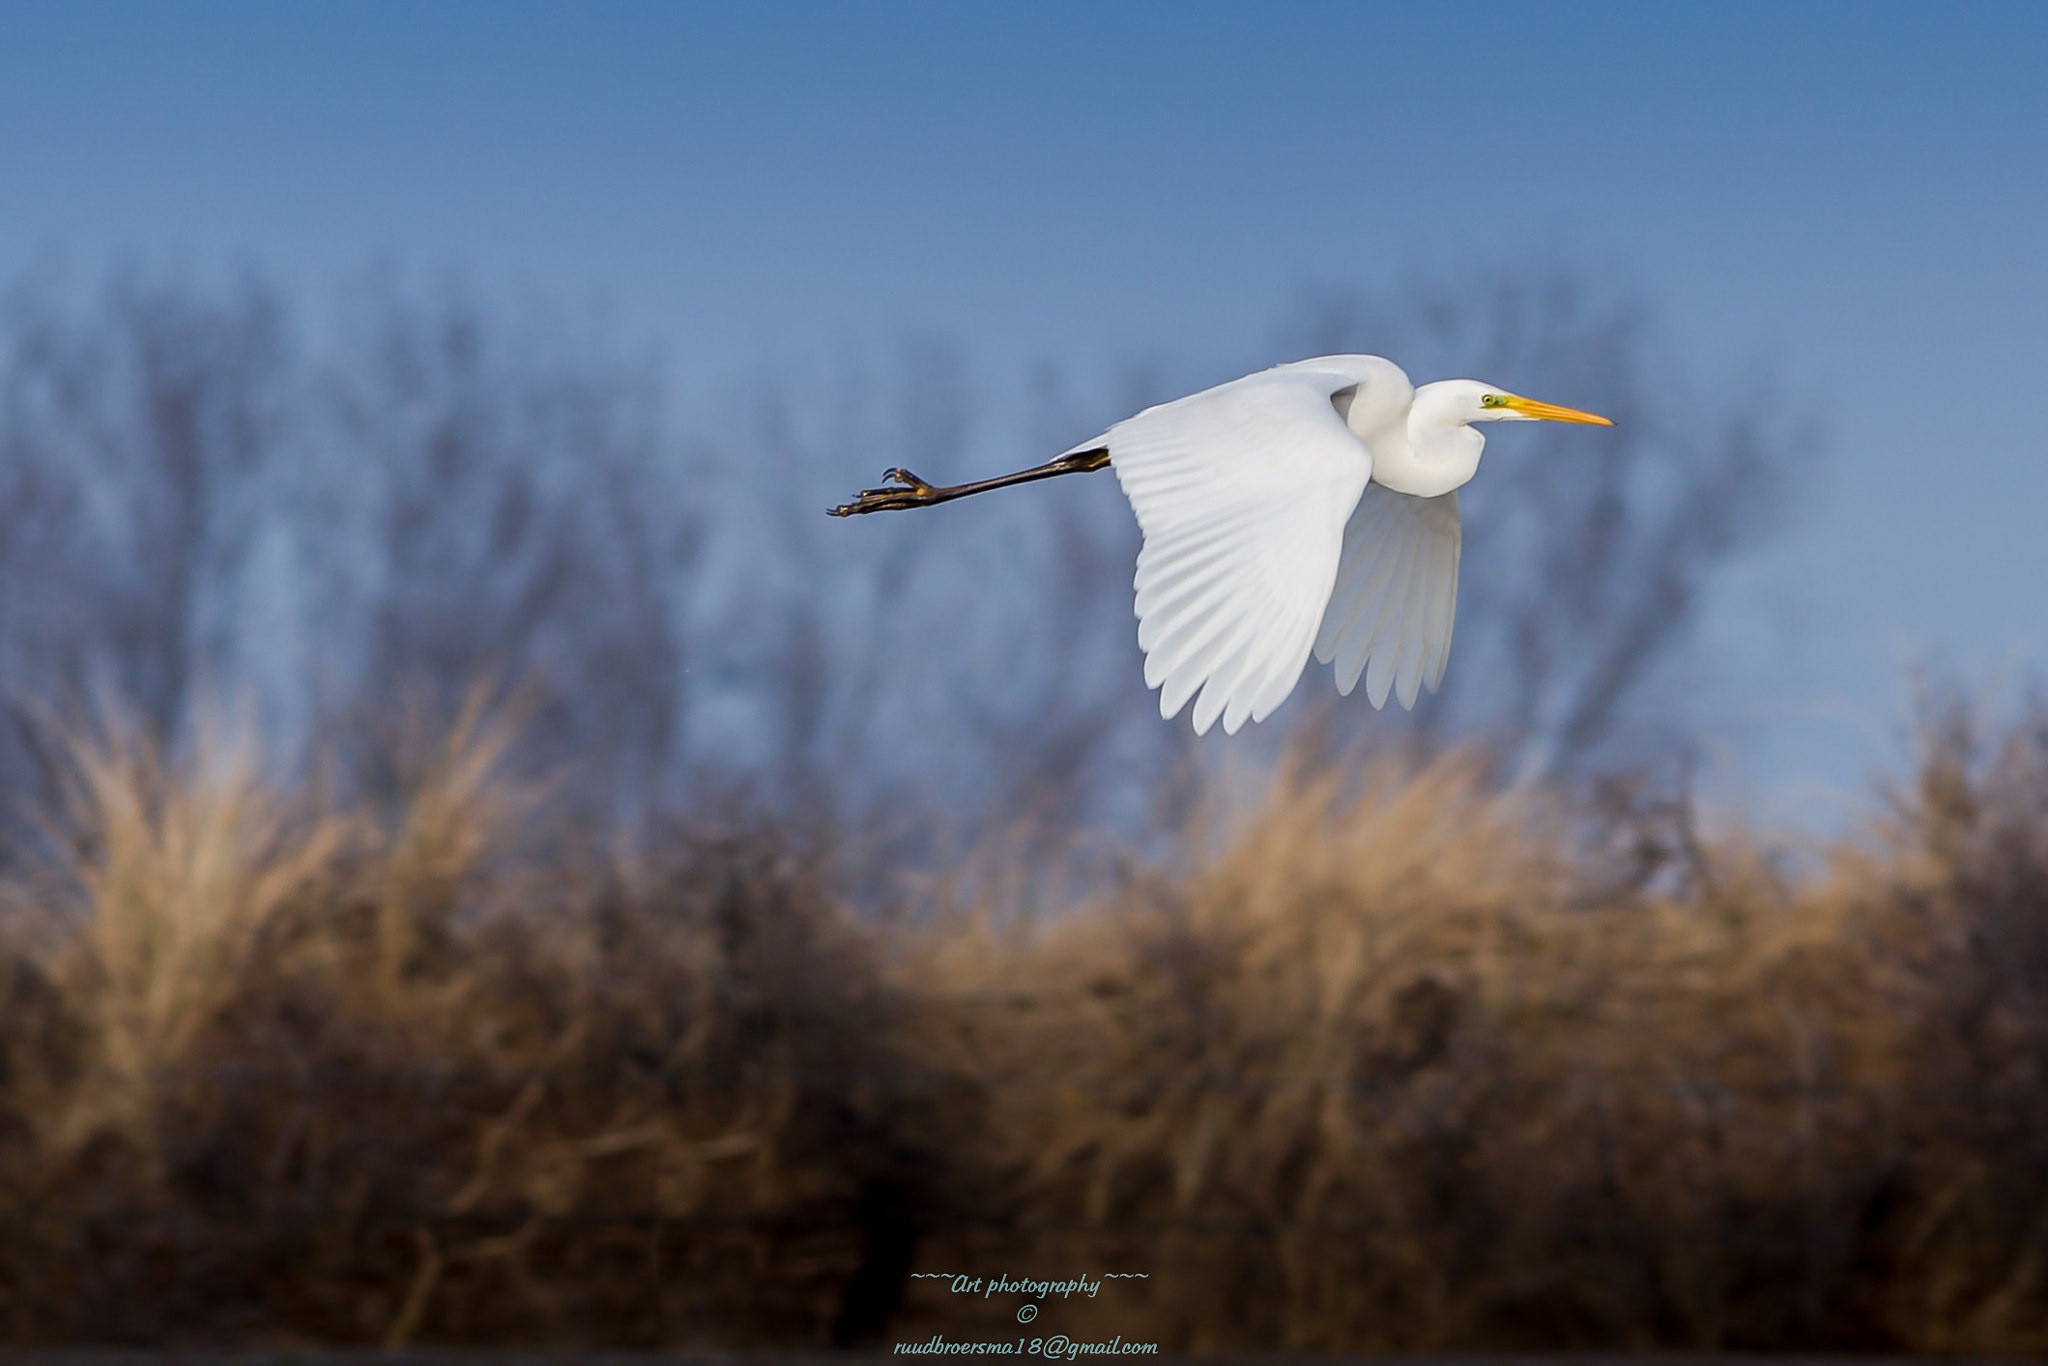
[[3, 1, 2046, 827]]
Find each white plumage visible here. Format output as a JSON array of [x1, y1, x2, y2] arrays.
[[1107, 364, 1375, 736], [1316, 482, 1461, 712], [832, 354, 1612, 736]]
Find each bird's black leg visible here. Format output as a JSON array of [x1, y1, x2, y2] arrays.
[[828, 447, 1111, 517]]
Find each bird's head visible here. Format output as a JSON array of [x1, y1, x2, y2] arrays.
[[1423, 379, 1615, 427]]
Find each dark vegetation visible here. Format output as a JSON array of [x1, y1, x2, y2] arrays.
[[1, 268, 2041, 1352]]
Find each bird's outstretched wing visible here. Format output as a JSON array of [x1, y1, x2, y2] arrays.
[[1107, 365, 1375, 735], [1313, 484, 1461, 710]]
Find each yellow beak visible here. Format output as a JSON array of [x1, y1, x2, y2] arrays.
[[1503, 395, 1614, 425]]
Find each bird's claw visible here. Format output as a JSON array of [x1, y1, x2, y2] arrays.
[[827, 467, 941, 516], [879, 467, 940, 495]]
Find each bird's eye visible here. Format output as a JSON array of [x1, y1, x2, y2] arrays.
[[1480, 393, 1506, 408]]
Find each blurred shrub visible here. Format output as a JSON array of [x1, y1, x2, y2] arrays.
[[897, 705, 2048, 1353], [0, 697, 2044, 1350], [0, 699, 969, 1346]]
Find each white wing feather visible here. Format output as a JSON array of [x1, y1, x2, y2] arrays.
[[1313, 484, 1462, 710], [1103, 364, 1375, 735]]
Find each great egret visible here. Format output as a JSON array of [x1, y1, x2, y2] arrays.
[[829, 356, 1612, 736]]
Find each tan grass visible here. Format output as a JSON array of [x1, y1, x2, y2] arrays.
[[0, 698, 952, 1346], [0, 698, 2046, 1350], [898, 738, 2044, 1352]]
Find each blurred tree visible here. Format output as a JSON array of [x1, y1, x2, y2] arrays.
[[315, 282, 692, 809], [0, 275, 693, 820], [0, 260, 1803, 848], [0, 276, 289, 813]]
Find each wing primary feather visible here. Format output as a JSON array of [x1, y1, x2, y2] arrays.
[[1327, 495, 1409, 688], [1327, 517, 1404, 684], [1162, 611, 1258, 722], [1135, 540, 1258, 633], [1344, 520, 1420, 699], [1364, 526, 1425, 709], [1250, 610, 1320, 723], [1433, 507, 1462, 690], [1143, 573, 1263, 680], [1394, 562, 1430, 710], [1319, 487, 1466, 711], [1109, 363, 1379, 733], [1137, 561, 1248, 654], [1421, 522, 1456, 692], [1222, 608, 1299, 734], [1192, 631, 1258, 735], [1314, 501, 1387, 663]]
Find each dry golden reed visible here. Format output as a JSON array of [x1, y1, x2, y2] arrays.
[[0, 695, 2045, 1351]]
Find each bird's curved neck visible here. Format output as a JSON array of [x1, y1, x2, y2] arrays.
[[1369, 385, 1485, 498]]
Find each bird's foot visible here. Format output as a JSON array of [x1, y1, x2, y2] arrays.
[[828, 467, 944, 516]]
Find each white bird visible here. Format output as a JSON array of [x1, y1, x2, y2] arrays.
[[829, 356, 1612, 735]]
